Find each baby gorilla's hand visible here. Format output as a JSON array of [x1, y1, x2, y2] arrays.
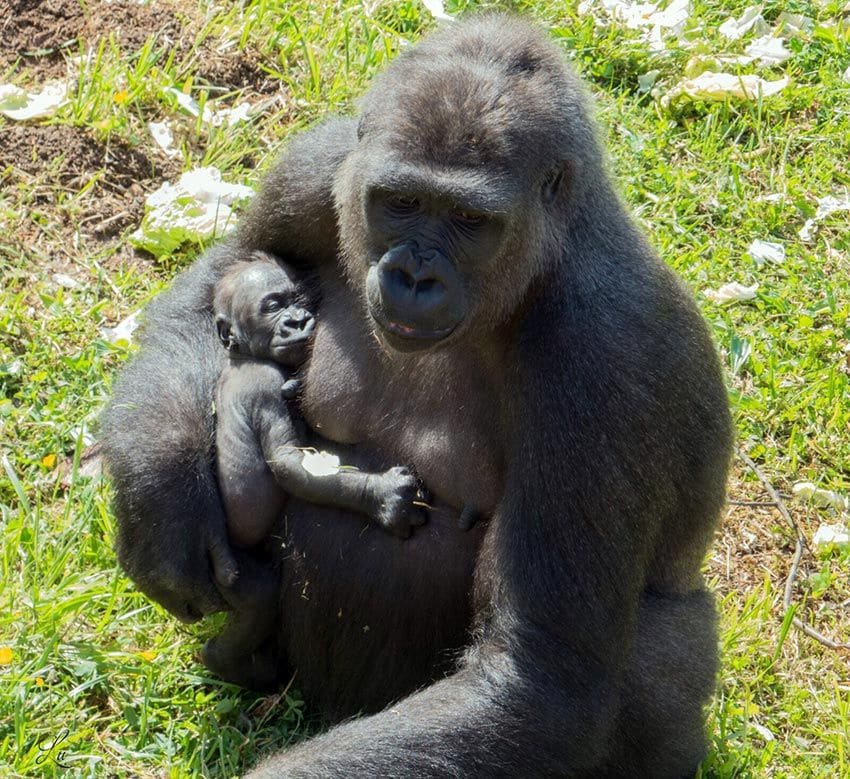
[[369, 466, 427, 539]]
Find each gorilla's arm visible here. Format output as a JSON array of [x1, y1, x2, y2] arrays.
[[101, 119, 357, 620], [101, 244, 241, 620]]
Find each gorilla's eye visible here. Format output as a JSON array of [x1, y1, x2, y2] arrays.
[[386, 194, 420, 214], [261, 296, 284, 314], [454, 209, 486, 228]]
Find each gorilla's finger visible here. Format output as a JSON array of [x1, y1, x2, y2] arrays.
[[209, 537, 240, 589]]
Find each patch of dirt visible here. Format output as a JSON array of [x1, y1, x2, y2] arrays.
[[1, 0, 282, 95], [193, 49, 280, 95], [0, 0, 194, 81], [0, 124, 178, 266], [708, 460, 850, 650]]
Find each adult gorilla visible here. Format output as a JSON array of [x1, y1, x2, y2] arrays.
[[102, 15, 732, 777]]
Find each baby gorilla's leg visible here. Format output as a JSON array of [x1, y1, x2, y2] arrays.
[[202, 551, 283, 691]]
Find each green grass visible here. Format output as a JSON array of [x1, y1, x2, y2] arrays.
[[1, 0, 849, 776]]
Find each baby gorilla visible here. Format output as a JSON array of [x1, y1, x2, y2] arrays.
[[204, 251, 424, 688]]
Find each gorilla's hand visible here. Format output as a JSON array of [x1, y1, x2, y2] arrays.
[[116, 497, 238, 622], [368, 466, 427, 539]]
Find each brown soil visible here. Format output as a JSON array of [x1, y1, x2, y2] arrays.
[[0, 0, 192, 81], [1, 0, 280, 93], [0, 124, 178, 275]]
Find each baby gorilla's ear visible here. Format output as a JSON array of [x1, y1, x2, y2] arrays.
[[215, 315, 234, 350]]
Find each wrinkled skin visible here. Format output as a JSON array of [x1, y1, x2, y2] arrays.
[[102, 15, 732, 777]]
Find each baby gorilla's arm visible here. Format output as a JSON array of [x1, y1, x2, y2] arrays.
[[258, 410, 426, 539]]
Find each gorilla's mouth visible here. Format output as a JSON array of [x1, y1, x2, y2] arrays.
[[373, 315, 455, 351]]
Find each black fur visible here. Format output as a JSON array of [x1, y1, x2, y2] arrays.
[[102, 15, 732, 777]]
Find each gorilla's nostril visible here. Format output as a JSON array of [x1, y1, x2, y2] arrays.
[[416, 278, 440, 296], [390, 268, 415, 291]]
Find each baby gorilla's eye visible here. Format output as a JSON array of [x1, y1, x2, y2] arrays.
[[260, 296, 284, 314]]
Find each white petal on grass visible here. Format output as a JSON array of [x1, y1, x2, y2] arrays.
[[755, 192, 785, 203], [812, 524, 850, 548], [661, 72, 789, 106], [165, 87, 202, 118], [704, 282, 758, 304], [148, 120, 179, 158], [747, 239, 785, 265], [205, 101, 252, 128], [130, 167, 255, 256], [792, 482, 849, 511], [0, 80, 70, 120], [421, 0, 454, 21], [751, 722, 775, 742], [52, 273, 80, 289], [798, 194, 850, 241], [718, 6, 768, 40], [101, 310, 142, 345], [776, 12, 814, 37], [638, 69, 661, 92], [844, 66, 850, 84], [301, 451, 341, 477], [577, 0, 690, 51], [745, 35, 792, 65]]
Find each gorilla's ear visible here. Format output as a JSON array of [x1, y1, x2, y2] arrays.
[[542, 161, 569, 205], [215, 315, 234, 350]]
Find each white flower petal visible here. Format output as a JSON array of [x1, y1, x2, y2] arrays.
[[704, 282, 759, 304], [301, 451, 342, 477]]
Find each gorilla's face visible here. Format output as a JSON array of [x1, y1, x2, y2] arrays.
[[215, 259, 315, 366], [335, 50, 574, 356], [362, 185, 507, 352]]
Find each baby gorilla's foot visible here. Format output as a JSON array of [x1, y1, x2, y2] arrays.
[[201, 636, 282, 692], [369, 466, 428, 539]]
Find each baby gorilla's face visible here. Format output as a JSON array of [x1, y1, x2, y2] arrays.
[[215, 258, 315, 367]]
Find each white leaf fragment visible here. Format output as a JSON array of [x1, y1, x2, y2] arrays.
[[751, 721, 775, 742], [844, 66, 850, 84], [301, 451, 341, 477], [577, 0, 690, 51], [718, 6, 768, 40], [798, 194, 850, 241], [661, 72, 788, 106], [421, 0, 454, 21], [776, 12, 814, 37], [0, 80, 71, 120], [755, 192, 785, 203], [164, 87, 253, 128], [101, 310, 142, 344], [792, 482, 849, 512], [745, 35, 792, 65], [130, 167, 254, 256], [812, 524, 850, 548], [52, 273, 80, 289], [704, 282, 759, 304], [148, 120, 180, 158], [747, 239, 785, 265]]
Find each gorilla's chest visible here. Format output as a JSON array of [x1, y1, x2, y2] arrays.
[[300, 303, 504, 514]]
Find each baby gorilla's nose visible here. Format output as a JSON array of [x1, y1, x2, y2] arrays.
[[282, 307, 313, 331]]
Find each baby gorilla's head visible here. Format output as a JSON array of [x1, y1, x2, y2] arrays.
[[213, 251, 315, 367]]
